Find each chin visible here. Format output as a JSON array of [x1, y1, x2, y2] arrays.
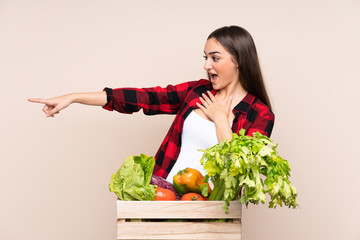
[[211, 83, 220, 90]]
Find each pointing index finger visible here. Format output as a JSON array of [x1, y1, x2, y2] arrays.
[[28, 98, 47, 104]]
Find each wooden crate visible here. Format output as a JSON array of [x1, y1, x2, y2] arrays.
[[117, 200, 241, 240]]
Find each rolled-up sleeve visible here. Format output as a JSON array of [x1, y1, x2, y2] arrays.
[[102, 80, 205, 115]]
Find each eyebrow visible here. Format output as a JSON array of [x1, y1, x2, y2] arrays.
[[204, 51, 221, 55]]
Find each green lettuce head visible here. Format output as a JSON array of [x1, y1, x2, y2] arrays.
[[109, 154, 156, 201]]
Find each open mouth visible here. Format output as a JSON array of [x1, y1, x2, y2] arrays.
[[210, 74, 218, 82]]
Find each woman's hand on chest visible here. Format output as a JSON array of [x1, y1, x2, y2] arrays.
[[195, 90, 235, 124]]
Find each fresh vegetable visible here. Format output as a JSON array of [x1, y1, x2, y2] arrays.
[[150, 175, 181, 200], [109, 154, 156, 201], [199, 129, 299, 213], [181, 193, 208, 201], [173, 168, 212, 197], [155, 187, 177, 201]]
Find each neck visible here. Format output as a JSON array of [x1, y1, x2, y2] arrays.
[[217, 80, 247, 101]]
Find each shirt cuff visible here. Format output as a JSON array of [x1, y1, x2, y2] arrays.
[[102, 87, 114, 111]]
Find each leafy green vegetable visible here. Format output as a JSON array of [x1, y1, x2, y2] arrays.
[[109, 154, 156, 201], [199, 129, 299, 213]]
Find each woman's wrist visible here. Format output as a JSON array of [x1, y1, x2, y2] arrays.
[[66, 92, 84, 105], [213, 114, 229, 126], [67, 93, 78, 104]]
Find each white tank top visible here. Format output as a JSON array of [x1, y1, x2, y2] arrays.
[[166, 110, 220, 183]]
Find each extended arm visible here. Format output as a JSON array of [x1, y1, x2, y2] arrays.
[[29, 79, 208, 118], [28, 91, 107, 117]]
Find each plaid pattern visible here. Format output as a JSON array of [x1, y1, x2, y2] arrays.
[[103, 79, 274, 178]]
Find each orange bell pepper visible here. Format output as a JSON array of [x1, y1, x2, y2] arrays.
[[173, 168, 212, 196]]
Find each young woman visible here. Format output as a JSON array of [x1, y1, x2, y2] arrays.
[[29, 26, 274, 182]]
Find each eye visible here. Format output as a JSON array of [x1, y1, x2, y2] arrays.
[[212, 56, 219, 62], [203, 55, 207, 60]]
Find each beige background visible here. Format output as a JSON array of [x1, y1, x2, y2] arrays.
[[1, 0, 359, 240]]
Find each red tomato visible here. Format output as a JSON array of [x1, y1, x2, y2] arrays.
[[155, 187, 177, 201], [181, 193, 208, 201]]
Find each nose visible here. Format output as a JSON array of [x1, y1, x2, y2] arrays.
[[203, 59, 212, 71]]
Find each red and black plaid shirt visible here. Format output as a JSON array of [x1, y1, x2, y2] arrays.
[[103, 79, 274, 178]]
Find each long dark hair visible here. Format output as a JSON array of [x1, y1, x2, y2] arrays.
[[207, 26, 272, 110]]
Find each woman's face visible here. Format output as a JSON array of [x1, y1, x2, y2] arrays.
[[203, 37, 239, 91]]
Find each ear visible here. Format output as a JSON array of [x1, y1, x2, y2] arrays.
[[231, 57, 239, 69]]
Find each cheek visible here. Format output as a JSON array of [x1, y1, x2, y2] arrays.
[[213, 62, 225, 73], [216, 61, 236, 73], [220, 64, 236, 77]]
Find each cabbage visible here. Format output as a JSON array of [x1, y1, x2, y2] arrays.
[[109, 154, 156, 201]]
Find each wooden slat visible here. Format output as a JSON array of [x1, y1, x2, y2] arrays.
[[117, 221, 241, 240], [117, 200, 241, 219]]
